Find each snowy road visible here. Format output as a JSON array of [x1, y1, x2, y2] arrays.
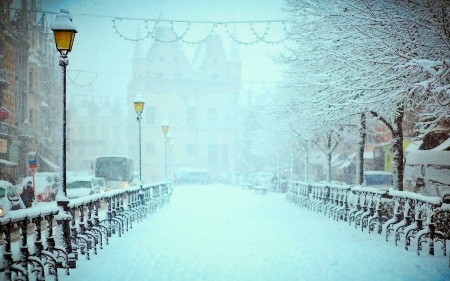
[[61, 184, 449, 281]]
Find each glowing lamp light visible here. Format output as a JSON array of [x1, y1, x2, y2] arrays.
[[50, 9, 77, 55], [133, 93, 145, 115], [161, 119, 169, 136]]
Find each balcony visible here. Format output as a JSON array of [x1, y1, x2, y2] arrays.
[[0, 122, 17, 137], [0, 69, 9, 86]]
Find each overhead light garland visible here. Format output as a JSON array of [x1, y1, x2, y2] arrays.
[[2, 7, 292, 44], [112, 18, 291, 45], [67, 70, 100, 88]]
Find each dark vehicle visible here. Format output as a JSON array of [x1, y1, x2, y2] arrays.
[[176, 169, 211, 185]]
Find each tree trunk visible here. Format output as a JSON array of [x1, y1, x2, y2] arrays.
[[392, 108, 404, 191], [305, 152, 309, 183], [327, 153, 331, 183], [357, 113, 366, 185]]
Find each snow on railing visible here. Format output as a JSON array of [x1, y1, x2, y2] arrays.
[[0, 180, 173, 280], [286, 181, 449, 267]]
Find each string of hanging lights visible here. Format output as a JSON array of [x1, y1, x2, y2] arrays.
[[3, 7, 292, 44], [113, 18, 290, 45], [67, 70, 100, 88]]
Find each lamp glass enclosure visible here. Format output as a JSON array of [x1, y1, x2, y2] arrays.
[[134, 101, 145, 114], [53, 30, 77, 54]]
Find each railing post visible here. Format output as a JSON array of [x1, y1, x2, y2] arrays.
[[57, 200, 76, 269]]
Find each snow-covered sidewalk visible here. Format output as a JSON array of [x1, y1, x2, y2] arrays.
[[61, 184, 449, 281]]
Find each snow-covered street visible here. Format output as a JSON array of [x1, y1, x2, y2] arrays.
[[60, 184, 449, 281]]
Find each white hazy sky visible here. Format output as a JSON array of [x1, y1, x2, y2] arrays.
[[40, 0, 288, 98]]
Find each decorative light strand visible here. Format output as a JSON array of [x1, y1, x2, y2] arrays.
[[0, 11, 19, 28], [2, 7, 292, 44], [67, 70, 100, 88], [112, 18, 291, 45]]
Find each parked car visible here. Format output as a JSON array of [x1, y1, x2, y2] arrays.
[[66, 176, 100, 199], [363, 171, 393, 191], [176, 169, 211, 185], [241, 173, 258, 189], [0, 180, 25, 217], [404, 150, 450, 198], [216, 172, 231, 184], [19, 172, 59, 202]]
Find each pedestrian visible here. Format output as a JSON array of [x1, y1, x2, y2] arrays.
[[22, 181, 35, 208]]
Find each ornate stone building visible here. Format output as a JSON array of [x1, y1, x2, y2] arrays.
[[127, 25, 242, 182], [0, 0, 61, 184]]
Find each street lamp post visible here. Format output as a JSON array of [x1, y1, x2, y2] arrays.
[[165, 132, 172, 179], [169, 141, 174, 179], [133, 93, 145, 191], [51, 8, 77, 269], [161, 119, 169, 180]]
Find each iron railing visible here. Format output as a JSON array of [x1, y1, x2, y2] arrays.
[[0, 181, 172, 280], [286, 181, 449, 267]]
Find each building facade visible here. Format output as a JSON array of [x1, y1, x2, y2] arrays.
[[0, 0, 61, 184], [127, 26, 242, 182]]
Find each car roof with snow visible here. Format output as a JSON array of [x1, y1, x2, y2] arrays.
[[67, 176, 93, 183], [0, 180, 13, 189]]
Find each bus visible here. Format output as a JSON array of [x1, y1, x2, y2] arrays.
[[92, 155, 135, 190]]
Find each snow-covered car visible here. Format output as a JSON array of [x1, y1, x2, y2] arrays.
[[241, 173, 257, 189], [403, 150, 450, 198], [92, 177, 110, 194], [0, 180, 25, 217], [176, 169, 211, 185], [253, 172, 274, 194], [66, 176, 100, 199]]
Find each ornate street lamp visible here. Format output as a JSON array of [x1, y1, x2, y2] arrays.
[[161, 119, 169, 179], [133, 93, 145, 189], [161, 119, 169, 137], [166, 132, 172, 179], [51, 8, 77, 269]]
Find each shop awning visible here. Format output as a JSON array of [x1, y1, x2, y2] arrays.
[[0, 159, 18, 166], [39, 156, 60, 171]]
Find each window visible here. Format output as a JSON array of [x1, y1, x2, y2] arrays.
[[223, 144, 228, 163], [29, 109, 33, 126], [0, 138, 7, 153], [186, 107, 196, 126], [146, 143, 155, 154], [146, 107, 155, 125], [29, 68, 33, 89], [208, 144, 218, 164]]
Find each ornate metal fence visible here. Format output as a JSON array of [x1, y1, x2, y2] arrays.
[[0, 182, 172, 281], [286, 181, 450, 267]]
